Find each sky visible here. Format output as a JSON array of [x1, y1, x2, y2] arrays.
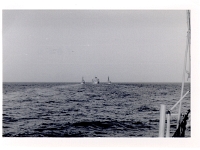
[[3, 10, 189, 82]]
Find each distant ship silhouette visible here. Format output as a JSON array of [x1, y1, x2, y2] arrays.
[[81, 77, 85, 84], [108, 76, 111, 84], [92, 77, 100, 84]]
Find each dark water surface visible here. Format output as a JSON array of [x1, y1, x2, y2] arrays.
[[3, 82, 190, 137]]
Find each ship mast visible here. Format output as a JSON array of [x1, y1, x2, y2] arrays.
[[177, 10, 191, 128]]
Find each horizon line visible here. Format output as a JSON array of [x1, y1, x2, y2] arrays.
[[3, 81, 190, 84]]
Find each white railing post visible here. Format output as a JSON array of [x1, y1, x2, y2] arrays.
[[159, 104, 166, 137], [166, 110, 171, 137]]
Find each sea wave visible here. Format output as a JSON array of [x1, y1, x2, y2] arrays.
[[3, 82, 190, 137]]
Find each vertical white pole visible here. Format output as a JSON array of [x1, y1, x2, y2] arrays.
[[177, 10, 190, 128], [166, 111, 171, 137], [188, 11, 191, 79], [177, 34, 187, 128], [159, 104, 166, 137]]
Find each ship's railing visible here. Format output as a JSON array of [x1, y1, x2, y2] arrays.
[[158, 10, 191, 137], [158, 90, 190, 137]]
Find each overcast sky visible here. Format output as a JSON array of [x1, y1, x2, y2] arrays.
[[3, 10, 188, 82]]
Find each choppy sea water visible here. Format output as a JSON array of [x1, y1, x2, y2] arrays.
[[3, 82, 190, 137]]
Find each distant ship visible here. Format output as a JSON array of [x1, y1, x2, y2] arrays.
[[107, 76, 111, 84], [81, 77, 85, 84], [92, 77, 100, 84]]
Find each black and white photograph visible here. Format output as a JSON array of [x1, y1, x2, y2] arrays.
[[2, 9, 191, 138], [2, 0, 200, 148]]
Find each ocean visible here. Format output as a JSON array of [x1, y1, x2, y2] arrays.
[[3, 82, 190, 137]]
